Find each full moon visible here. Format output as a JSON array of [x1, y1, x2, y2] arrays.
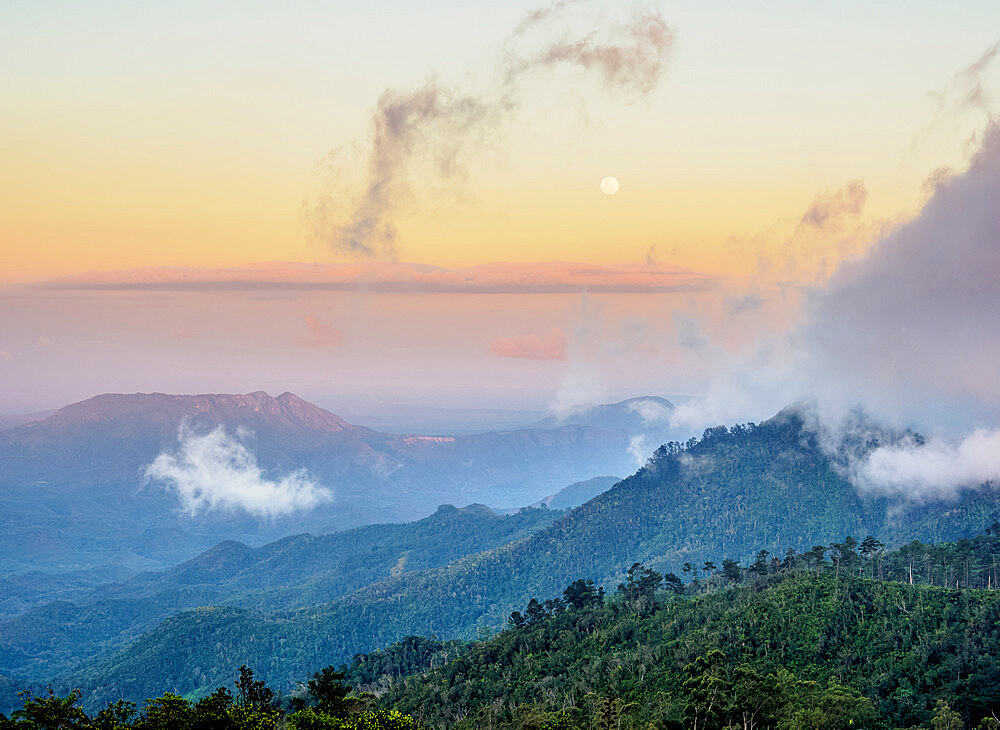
[[600, 176, 620, 195]]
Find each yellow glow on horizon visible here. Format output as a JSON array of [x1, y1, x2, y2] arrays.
[[2, 1, 996, 286]]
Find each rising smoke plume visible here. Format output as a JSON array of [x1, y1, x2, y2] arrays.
[[308, 1, 675, 259]]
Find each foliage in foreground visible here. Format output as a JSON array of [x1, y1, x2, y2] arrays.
[[346, 530, 1000, 729], [0, 665, 421, 730]]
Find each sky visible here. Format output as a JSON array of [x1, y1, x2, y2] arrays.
[[2, 0, 1000, 472]]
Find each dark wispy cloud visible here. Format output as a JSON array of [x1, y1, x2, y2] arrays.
[[308, 85, 495, 259], [731, 178, 882, 288], [308, 1, 675, 259], [932, 39, 1000, 116], [797, 179, 867, 230], [504, 3, 673, 97]]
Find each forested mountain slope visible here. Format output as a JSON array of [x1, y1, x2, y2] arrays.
[[0, 505, 558, 681], [56, 412, 1000, 708], [366, 535, 1000, 729], [8, 532, 999, 728]]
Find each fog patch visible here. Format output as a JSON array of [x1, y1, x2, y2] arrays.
[[628, 434, 649, 466], [626, 398, 672, 425]]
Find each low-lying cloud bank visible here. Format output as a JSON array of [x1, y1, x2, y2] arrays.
[[144, 425, 331, 518], [671, 119, 1000, 502], [798, 123, 1000, 430], [850, 430, 1000, 502]]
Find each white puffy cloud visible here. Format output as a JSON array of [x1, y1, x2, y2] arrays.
[[850, 430, 1000, 501], [144, 425, 331, 518]]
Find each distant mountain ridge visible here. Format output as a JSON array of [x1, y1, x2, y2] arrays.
[[0, 410, 52, 432], [0, 504, 560, 682], [41, 391, 357, 433], [496, 475, 621, 513], [530, 396, 674, 431], [0, 390, 683, 574], [540, 475, 621, 510]]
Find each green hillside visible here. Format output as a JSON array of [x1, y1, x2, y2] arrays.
[[54, 414, 1000, 710], [371, 574, 1000, 728], [0, 505, 559, 681], [7, 532, 1000, 729]]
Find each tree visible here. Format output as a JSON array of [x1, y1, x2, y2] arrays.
[[524, 598, 548, 624], [722, 559, 742, 583], [703, 561, 717, 577], [136, 693, 193, 730], [932, 700, 963, 730], [617, 563, 662, 616], [663, 572, 685, 595], [784, 680, 877, 730], [731, 665, 781, 730], [11, 688, 91, 729], [830, 537, 858, 578], [750, 550, 770, 577], [596, 696, 622, 730], [562, 579, 600, 610], [191, 688, 234, 730], [235, 665, 276, 712], [683, 650, 730, 730], [93, 699, 138, 730], [508, 610, 526, 628], [307, 666, 355, 719], [781, 548, 798, 572], [859, 536, 884, 579], [807, 545, 826, 575]]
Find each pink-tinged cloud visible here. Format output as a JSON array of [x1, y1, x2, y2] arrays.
[[34, 261, 718, 294], [299, 315, 342, 348], [491, 329, 567, 361]]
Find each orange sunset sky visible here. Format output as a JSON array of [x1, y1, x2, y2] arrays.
[[2, 1, 1000, 429]]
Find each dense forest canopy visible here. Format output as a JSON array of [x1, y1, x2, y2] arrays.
[[6, 530, 1000, 728]]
